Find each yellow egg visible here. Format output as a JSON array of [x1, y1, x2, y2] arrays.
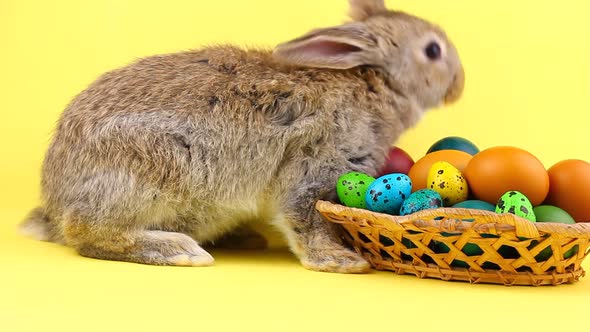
[[427, 161, 469, 206]]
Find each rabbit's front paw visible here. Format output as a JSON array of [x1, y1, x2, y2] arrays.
[[301, 245, 371, 274]]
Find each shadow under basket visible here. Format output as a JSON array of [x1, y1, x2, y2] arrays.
[[316, 200, 590, 286]]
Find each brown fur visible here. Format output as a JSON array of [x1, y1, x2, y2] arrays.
[[21, 0, 464, 273]]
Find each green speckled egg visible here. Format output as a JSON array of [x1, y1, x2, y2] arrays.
[[495, 191, 536, 222], [399, 189, 443, 216], [336, 172, 375, 209], [426, 161, 468, 206]]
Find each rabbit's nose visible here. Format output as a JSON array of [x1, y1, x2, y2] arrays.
[[444, 65, 465, 104]]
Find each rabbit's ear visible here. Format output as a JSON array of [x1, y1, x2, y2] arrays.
[[273, 24, 380, 70], [348, 0, 387, 21]]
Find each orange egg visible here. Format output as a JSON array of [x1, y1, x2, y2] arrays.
[[545, 159, 590, 222], [463, 146, 549, 206], [408, 150, 472, 191]]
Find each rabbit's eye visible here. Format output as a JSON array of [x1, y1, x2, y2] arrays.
[[424, 42, 441, 60]]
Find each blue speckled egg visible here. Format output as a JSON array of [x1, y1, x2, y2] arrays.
[[365, 173, 412, 214], [400, 189, 443, 216]]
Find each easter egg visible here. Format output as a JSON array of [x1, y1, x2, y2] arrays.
[[399, 189, 443, 216], [379, 234, 395, 247], [545, 159, 590, 222], [533, 205, 576, 224], [427, 136, 479, 156], [566, 246, 579, 259], [529, 241, 578, 262], [336, 172, 375, 209], [365, 174, 412, 214], [400, 237, 418, 262], [408, 150, 472, 192], [435, 239, 482, 257], [378, 146, 415, 176], [495, 191, 536, 222], [426, 161, 468, 206], [463, 146, 549, 206], [433, 217, 483, 268], [435, 233, 483, 268], [527, 205, 578, 261], [497, 245, 520, 260], [453, 200, 496, 212]]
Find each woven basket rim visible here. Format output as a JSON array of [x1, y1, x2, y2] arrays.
[[316, 200, 590, 285], [316, 200, 590, 239], [368, 256, 585, 286]]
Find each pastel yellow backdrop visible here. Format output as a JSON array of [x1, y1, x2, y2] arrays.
[[1, 1, 589, 332]]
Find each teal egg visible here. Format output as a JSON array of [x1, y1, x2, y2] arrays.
[[528, 241, 578, 262], [435, 239, 482, 268], [436, 238, 482, 256], [402, 237, 417, 250], [336, 172, 375, 209], [498, 245, 520, 259], [401, 237, 417, 261], [434, 217, 483, 268], [399, 189, 443, 216], [533, 205, 576, 224], [379, 235, 395, 247], [426, 136, 480, 156], [495, 191, 536, 222], [365, 173, 412, 214], [453, 200, 496, 212]]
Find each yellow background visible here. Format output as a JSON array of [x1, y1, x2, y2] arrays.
[[1, 1, 589, 331]]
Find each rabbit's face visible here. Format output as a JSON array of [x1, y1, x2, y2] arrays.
[[366, 12, 465, 109], [273, 0, 464, 110]]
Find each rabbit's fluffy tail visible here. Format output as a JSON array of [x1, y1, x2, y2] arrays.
[[19, 207, 57, 242]]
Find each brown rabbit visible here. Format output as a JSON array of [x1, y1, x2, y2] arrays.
[[20, 0, 464, 273]]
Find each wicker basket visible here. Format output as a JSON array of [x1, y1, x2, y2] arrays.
[[316, 200, 590, 286]]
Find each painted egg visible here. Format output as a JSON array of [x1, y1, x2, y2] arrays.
[[452, 200, 496, 212], [379, 233, 420, 263], [463, 146, 549, 206], [427, 136, 480, 156], [426, 161, 468, 206], [533, 205, 576, 224], [336, 172, 375, 209], [400, 189, 443, 216], [435, 227, 483, 268], [379, 234, 395, 247], [527, 205, 578, 261], [495, 191, 536, 222], [529, 240, 578, 262], [497, 245, 520, 260], [365, 173, 412, 214], [408, 150, 472, 191], [545, 159, 590, 222], [377, 146, 415, 176], [401, 237, 418, 261]]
